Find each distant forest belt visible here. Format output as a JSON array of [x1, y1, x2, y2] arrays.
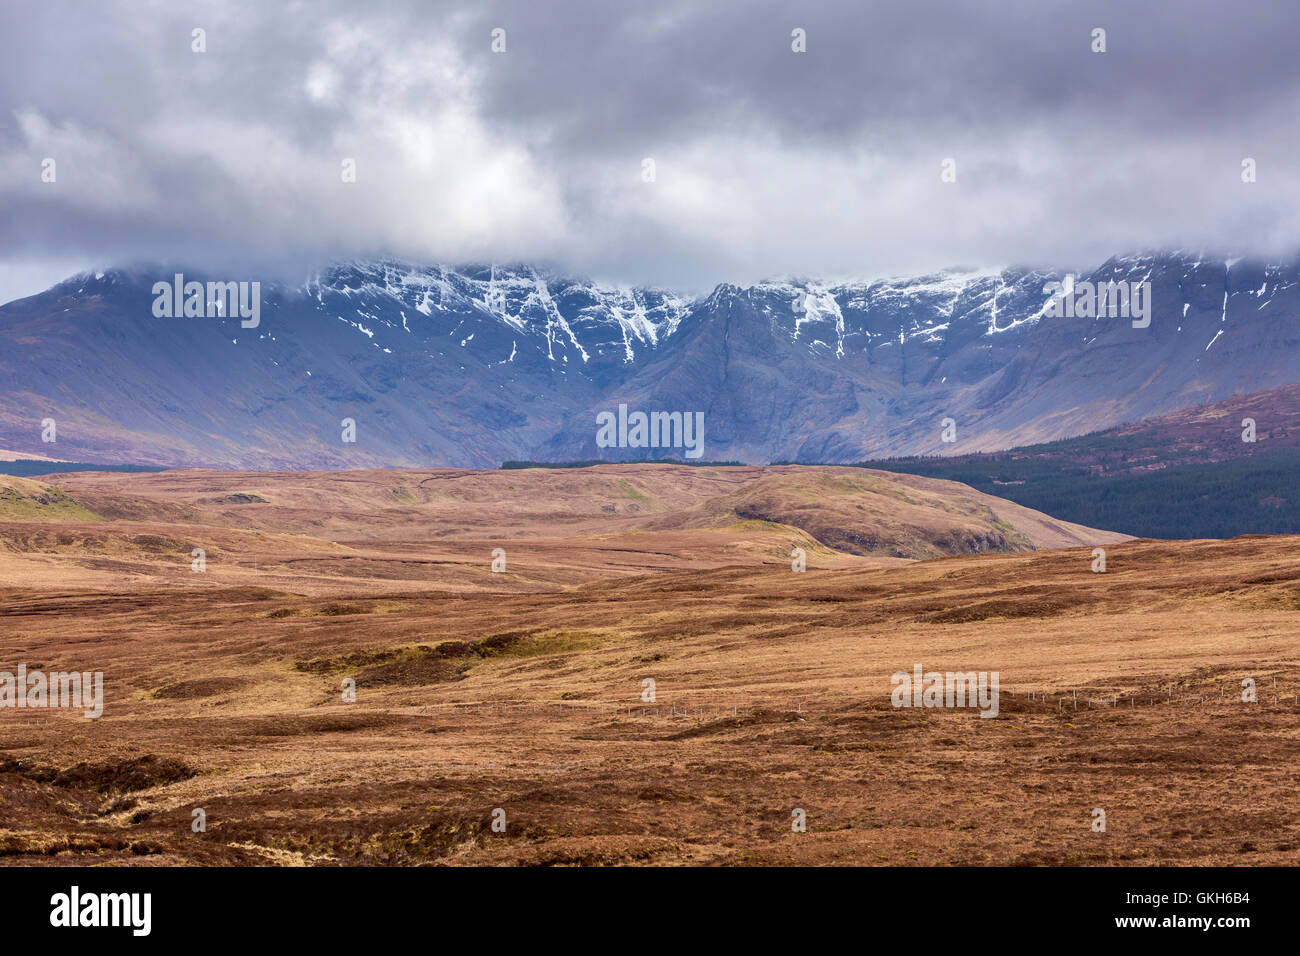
[[860, 447, 1300, 540], [0, 460, 166, 477]]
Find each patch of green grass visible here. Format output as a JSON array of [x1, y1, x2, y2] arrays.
[[486, 629, 607, 658], [0, 481, 100, 522], [617, 479, 653, 506], [722, 517, 787, 533], [317, 603, 370, 616]]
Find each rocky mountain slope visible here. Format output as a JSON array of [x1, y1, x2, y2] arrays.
[[1, 253, 1297, 468]]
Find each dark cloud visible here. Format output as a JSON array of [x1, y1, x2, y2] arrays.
[[2, 0, 1298, 302]]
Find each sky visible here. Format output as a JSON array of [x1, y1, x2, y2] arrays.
[[2, 0, 1299, 303]]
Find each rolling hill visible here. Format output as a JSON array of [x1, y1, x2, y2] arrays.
[[0, 464, 1126, 597]]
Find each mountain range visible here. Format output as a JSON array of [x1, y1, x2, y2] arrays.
[[1, 252, 1298, 468]]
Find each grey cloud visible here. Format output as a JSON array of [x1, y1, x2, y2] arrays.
[[1, 0, 1298, 302]]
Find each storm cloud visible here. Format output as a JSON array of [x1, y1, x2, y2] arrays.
[[2, 0, 1298, 302]]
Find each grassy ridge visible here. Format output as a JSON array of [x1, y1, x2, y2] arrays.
[[0, 476, 101, 522]]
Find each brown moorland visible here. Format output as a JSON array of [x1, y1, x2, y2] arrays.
[[1, 465, 1297, 866]]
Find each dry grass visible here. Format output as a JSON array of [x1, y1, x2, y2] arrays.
[[0, 466, 1295, 865]]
